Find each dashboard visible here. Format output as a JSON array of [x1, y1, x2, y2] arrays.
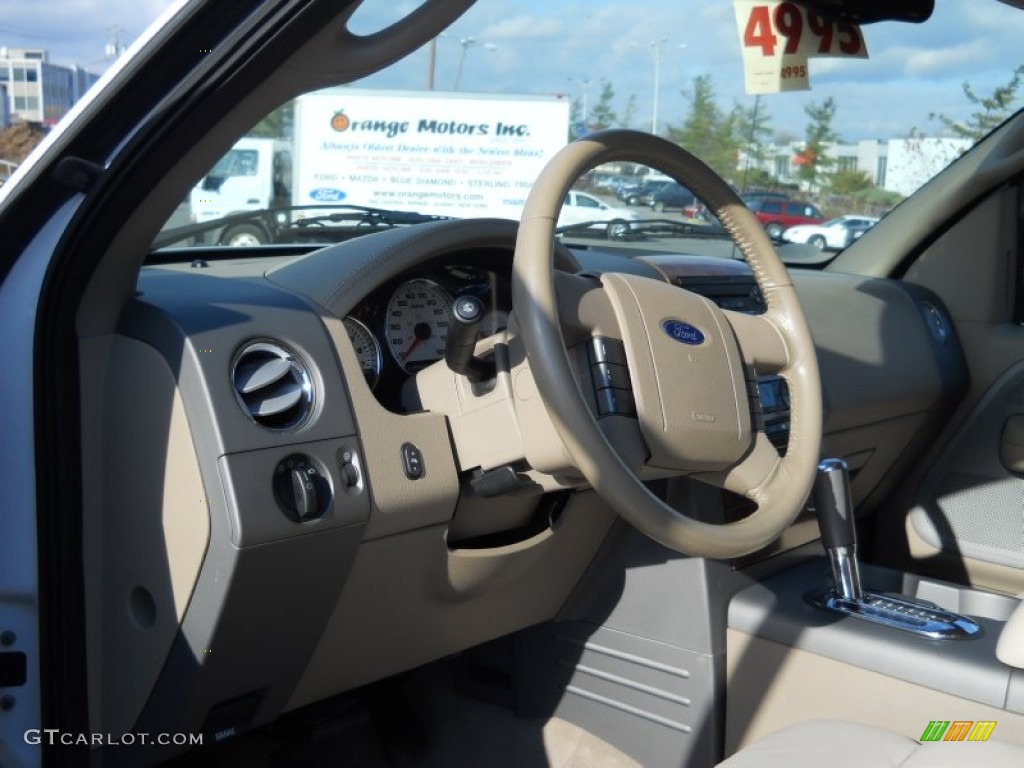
[[105, 220, 963, 761]]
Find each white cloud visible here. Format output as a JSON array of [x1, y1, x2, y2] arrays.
[[903, 40, 993, 76], [481, 15, 563, 40]]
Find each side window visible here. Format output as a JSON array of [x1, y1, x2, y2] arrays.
[[763, 201, 781, 214], [578, 195, 600, 208]]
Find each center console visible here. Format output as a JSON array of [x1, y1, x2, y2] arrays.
[[727, 457, 1024, 751], [727, 558, 1024, 751]]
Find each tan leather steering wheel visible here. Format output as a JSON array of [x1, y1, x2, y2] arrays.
[[511, 129, 822, 558]]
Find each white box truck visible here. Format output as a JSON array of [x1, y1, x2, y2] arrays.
[[189, 87, 571, 245]]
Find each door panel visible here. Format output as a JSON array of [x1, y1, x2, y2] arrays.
[[876, 181, 1024, 594]]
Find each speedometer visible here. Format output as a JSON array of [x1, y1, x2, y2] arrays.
[[343, 316, 383, 390], [386, 279, 452, 373]]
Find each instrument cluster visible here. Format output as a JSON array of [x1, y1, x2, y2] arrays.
[[341, 252, 511, 407]]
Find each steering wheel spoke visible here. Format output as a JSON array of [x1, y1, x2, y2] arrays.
[[722, 307, 790, 375], [698, 432, 783, 500], [552, 270, 624, 343]]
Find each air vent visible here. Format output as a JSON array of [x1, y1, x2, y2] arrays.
[[677, 276, 765, 314], [231, 341, 314, 430]]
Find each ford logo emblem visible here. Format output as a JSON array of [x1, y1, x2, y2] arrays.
[[309, 187, 346, 202], [662, 320, 705, 345]]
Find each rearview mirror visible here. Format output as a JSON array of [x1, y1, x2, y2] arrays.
[[795, 0, 933, 24]]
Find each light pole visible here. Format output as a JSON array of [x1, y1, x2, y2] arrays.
[[453, 37, 497, 91], [633, 39, 684, 135], [567, 77, 600, 123], [427, 38, 437, 90]]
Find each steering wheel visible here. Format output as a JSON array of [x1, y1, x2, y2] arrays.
[[511, 130, 822, 558]]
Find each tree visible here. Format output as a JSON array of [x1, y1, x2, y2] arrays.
[[0, 123, 47, 167], [621, 94, 638, 130], [930, 65, 1024, 142], [667, 74, 741, 182], [589, 82, 618, 130], [569, 96, 583, 125], [828, 169, 872, 197], [250, 102, 294, 138], [797, 97, 839, 194], [742, 168, 780, 191], [734, 96, 774, 192]]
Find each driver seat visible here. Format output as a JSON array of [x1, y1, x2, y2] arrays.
[[716, 719, 1024, 767]]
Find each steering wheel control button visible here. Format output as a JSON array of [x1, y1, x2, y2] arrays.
[[592, 362, 631, 391], [401, 442, 425, 479], [588, 336, 628, 366], [273, 454, 330, 522], [757, 376, 791, 454], [595, 386, 636, 417]]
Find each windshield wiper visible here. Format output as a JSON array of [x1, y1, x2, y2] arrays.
[[151, 204, 450, 251], [555, 217, 732, 241]]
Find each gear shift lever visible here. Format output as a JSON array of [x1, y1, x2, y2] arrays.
[[805, 457, 981, 639], [812, 458, 862, 601]]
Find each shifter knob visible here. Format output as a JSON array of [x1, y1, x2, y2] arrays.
[[812, 458, 863, 601], [813, 458, 856, 549]]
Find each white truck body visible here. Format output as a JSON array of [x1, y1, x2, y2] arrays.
[[190, 88, 571, 241], [293, 88, 570, 220], [189, 137, 291, 226]]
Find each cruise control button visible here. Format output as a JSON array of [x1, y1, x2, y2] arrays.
[[595, 386, 636, 417], [592, 362, 631, 390], [589, 337, 628, 366]]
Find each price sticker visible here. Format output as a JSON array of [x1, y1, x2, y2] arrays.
[[734, 0, 868, 94]]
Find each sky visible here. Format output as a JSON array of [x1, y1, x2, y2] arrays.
[[2, 0, 1024, 142]]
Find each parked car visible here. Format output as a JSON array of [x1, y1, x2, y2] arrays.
[[591, 172, 630, 190], [558, 190, 639, 238], [782, 215, 880, 249], [5, 2, 1024, 768], [649, 181, 697, 212], [616, 179, 669, 206], [740, 191, 791, 204], [746, 198, 825, 237]]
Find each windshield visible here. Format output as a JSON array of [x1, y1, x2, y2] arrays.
[[154, 0, 1024, 258]]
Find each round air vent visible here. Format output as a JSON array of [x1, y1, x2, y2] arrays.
[[231, 341, 314, 430]]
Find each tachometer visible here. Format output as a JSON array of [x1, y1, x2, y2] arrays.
[[386, 279, 452, 373], [343, 316, 383, 390]]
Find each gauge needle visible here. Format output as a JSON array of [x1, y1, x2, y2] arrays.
[[401, 322, 433, 362], [401, 336, 422, 362]]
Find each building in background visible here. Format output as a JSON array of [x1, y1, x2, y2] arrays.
[[742, 135, 972, 199], [0, 48, 99, 125]]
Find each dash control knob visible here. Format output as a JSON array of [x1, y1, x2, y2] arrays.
[[273, 454, 330, 522]]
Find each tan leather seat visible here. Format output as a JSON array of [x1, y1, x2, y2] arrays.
[[717, 719, 1024, 767]]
